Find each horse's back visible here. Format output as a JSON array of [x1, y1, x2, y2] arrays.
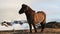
[[34, 11, 46, 24]]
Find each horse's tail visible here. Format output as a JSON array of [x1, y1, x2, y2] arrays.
[[40, 12, 46, 31]]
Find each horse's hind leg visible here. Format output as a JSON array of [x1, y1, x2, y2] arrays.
[[40, 23, 45, 32], [32, 23, 37, 32]]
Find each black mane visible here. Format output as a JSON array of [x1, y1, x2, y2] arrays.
[[22, 4, 33, 12]]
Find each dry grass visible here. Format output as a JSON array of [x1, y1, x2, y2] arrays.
[[25, 28, 60, 33], [0, 28, 60, 34]]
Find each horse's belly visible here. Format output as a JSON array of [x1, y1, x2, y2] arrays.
[[34, 13, 44, 24]]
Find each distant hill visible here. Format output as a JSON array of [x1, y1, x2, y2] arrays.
[[46, 21, 60, 28]]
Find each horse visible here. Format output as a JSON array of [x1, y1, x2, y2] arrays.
[[19, 4, 46, 33]]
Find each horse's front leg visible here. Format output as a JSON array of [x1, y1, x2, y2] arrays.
[[28, 23, 32, 33]]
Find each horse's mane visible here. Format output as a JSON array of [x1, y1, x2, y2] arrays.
[[22, 4, 35, 12], [22, 4, 31, 9]]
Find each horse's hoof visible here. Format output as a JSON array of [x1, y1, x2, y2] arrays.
[[29, 32, 32, 33], [40, 31, 43, 33], [35, 31, 37, 33]]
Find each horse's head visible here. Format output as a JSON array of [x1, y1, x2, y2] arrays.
[[19, 4, 28, 14]]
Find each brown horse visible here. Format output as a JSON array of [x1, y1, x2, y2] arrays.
[[19, 4, 46, 33]]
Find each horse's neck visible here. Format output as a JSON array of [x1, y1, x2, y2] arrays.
[[25, 10, 33, 15], [25, 9, 34, 18]]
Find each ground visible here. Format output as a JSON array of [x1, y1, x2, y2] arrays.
[[0, 28, 60, 34]]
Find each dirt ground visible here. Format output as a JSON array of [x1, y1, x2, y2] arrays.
[[25, 28, 60, 33], [0, 28, 60, 34]]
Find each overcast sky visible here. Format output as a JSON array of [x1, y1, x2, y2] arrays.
[[0, 0, 60, 22]]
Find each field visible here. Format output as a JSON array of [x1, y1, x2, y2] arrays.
[[0, 28, 60, 34]]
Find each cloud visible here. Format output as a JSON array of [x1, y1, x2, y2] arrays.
[[0, 0, 31, 22], [30, 0, 60, 22], [0, 0, 60, 22]]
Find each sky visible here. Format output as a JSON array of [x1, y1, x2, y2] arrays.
[[0, 0, 60, 22]]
